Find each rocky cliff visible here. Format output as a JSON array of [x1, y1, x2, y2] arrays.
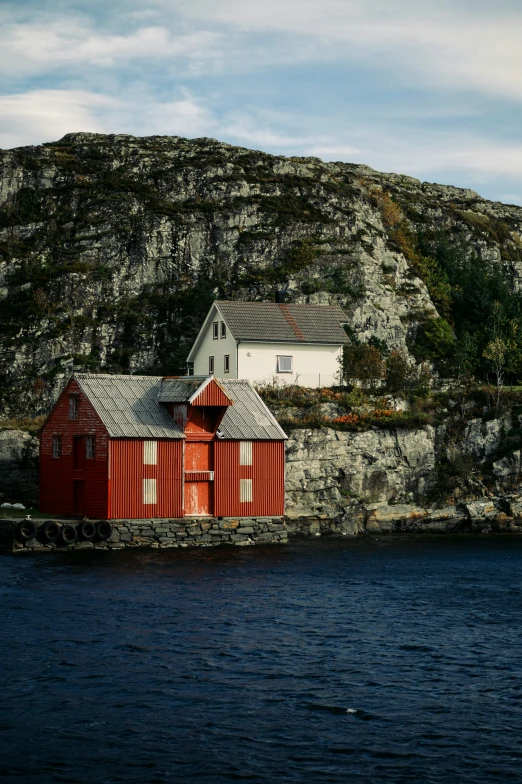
[[2, 132, 522, 415]]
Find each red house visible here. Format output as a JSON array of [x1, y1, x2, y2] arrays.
[[39, 374, 287, 519]]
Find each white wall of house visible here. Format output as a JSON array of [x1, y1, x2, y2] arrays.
[[237, 342, 342, 388], [192, 306, 238, 378]]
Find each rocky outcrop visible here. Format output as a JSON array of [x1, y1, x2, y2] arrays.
[[2, 133, 522, 415], [0, 429, 38, 505]]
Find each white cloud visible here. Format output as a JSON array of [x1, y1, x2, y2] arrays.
[[0, 20, 220, 71], [176, 0, 522, 103], [0, 90, 114, 148]]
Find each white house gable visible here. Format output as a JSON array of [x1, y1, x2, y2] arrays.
[[188, 300, 349, 388]]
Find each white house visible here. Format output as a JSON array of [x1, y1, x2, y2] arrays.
[[187, 300, 349, 388]]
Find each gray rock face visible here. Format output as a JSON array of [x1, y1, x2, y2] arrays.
[[0, 429, 38, 504], [2, 133, 522, 414], [285, 426, 436, 519]]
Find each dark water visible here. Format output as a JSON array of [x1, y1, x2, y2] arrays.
[[1, 537, 522, 784]]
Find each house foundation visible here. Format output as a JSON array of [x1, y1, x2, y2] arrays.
[[0, 517, 288, 553]]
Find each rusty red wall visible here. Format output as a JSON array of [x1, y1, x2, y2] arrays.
[[214, 441, 285, 517], [39, 378, 109, 518], [109, 439, 183, 519], [192, 379, 231, 407]]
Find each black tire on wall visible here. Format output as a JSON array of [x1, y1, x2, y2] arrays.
[[79, 521, 96, 540], [60, 525, 78, 545], [16, 520, 38, 541], [41, 520, 61, 543], [95, 520, 112, 541]]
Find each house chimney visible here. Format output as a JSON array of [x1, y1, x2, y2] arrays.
[[275, 290, 286, 304]]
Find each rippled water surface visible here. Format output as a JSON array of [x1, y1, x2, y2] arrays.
[[2, 536, 522, 783]]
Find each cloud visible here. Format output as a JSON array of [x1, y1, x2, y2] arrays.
[[0, 90, 114, 148], [176, 0, 522, 103], [0, 19, 220, 71]]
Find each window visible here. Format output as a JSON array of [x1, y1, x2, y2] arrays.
[[220, 321, 226, 338], [69, 395, 79, 420], [240, 478, 253, 503], [143, 478, 157, 505], [143, 440, 157, 465], [212, 321, 219, 339], [277, 355, 293, 373], [224, 355, 230, 373], [239, 441, 252, 466], [85, 436, 95, 460], [52, 435, 61, 459], [209, 356, 214, 374]]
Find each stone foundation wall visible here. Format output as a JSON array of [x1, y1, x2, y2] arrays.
[[1, 516, 288, 553]]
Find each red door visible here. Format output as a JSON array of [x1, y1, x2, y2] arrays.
[[185, 481, 213, 516], [184, 442, 214, 516], [73, 480, 85, 515], [73, 436, 85, 471]]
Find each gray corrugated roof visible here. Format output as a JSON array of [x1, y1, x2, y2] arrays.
[[218, 380, 287, 440], [74, 374, 286, 441], [75, 374, 184, 438], [216, 301, 349, 344], [158, 376, 209, 403]]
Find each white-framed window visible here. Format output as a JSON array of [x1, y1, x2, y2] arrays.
[[220, 321, 226, 338], [85, 436, 95, 460], [239, 441, 252, 466], [52, 435, 61, 459], [69, 395, 79, 420], [143, 478, 157, 505], [224, 355, 230, 373], [240, 478, 253, 503], [209, 356, 214, 374], [212, 321, 219, 339], [277, 355, 293, 373], [143, 440, 157, 465]]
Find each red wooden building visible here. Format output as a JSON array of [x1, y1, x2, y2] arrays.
[[39, 374, 287, 519]]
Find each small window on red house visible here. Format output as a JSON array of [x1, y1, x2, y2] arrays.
[[69, 395, 79, 420], [85, 436, 95, 459], [52, 435, 61, 459]]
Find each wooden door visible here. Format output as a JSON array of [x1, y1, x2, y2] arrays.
[[185, 441, 213, 470], [185, 481, 213, 516], [184, 441, 214, 515], [73, 480, 85, 515], [73, 436, 85, 471]]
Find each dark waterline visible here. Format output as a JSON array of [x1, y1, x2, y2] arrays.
[[1, 536, 522, 783]]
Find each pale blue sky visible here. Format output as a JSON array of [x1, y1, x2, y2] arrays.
[[1, 0, 522, 203]]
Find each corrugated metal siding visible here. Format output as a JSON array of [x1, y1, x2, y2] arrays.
[[218, 380, 287, 440], [74, 374, 184, 438], [39, 378, 109, 518], [192, 378, 231, 407], [109, 439, 183, 519], [214, 440, 285, 517]]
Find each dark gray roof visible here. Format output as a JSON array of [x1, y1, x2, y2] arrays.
[[218, 380, 287, 440], [216, 301, 349, 344], [158, 376, 209, 403], [75, 374, 183, 438]]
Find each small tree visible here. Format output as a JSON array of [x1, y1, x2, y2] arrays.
[[483, 337, 507, 412], [340, 343, 385, 390], [385, 349, 410, 395]]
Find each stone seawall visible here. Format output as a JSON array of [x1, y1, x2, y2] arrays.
[[0, 517, 288, 553]]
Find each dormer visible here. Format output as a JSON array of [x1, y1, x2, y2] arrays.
[[159, 376, 233, 440]]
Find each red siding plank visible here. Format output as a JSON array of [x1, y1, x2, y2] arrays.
[[39, 378, 109, 518], [109, 440, 183, 519]]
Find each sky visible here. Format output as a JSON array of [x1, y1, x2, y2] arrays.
[[1, 0, 522, 204]]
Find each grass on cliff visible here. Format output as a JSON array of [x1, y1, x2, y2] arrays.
[[0, 416, 45, 435]]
